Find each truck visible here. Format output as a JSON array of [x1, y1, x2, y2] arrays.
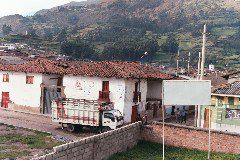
[[52, 98, 124, 132]]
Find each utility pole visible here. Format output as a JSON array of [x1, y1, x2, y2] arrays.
[[177, 50, 180, 71], [197, 52, 201, 80], [198, 24, 207, 127], [200, 24, 207, 80], [194, 52, 202, 127], [187, 52, 191, 74]]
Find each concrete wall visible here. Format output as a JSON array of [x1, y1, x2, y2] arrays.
[[142, 122, 240, 154], [32, 122, 141, 160], [0, 71, 42, 109]]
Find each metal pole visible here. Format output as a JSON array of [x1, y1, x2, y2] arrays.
[[197, 52, 201, 80], [162, 85, 165, 160], [208, 105, 211, 160], [187, 52, 191, 74], [195, 52, 201, 127], [177, 50, 179, 71]]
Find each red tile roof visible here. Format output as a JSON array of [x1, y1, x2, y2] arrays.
[[0, 58, 178, 80]]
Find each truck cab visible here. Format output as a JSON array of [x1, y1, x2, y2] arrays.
[[102, 109, 124, 130]]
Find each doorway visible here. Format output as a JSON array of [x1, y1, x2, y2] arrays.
[[131, 105, 138, 123], [1, 92, 9, 108], [204, 108, 212, 128], [43, 88, 61, 114]]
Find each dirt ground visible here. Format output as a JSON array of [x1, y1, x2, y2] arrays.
[[0, 108, 95, 142]]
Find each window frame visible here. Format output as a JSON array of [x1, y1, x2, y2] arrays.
[[3, 74, 9, 82], [26, 76, 34, 84]]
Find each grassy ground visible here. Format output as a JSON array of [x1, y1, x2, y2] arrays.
[[0, 124, 63, 159], [109, 141, 240, 160]]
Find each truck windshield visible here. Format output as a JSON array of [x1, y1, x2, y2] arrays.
[[113, 110, 122, 117]]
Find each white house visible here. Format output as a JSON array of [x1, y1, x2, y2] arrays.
[[0, 59, 179, 122]]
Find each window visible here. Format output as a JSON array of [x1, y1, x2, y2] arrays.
[[104, 113, 115, 122], [228, 97, 234, 105], [26, 76, 34, 84], [3, 74, 9, 82]]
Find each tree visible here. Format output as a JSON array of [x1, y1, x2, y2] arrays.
[[60, 39, 95, 60], [2, 24, 12, 36], [161, 34, 179, 54], [102, 37, 160, 61]]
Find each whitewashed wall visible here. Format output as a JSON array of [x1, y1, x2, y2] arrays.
[[124, 79, 147, 122], [63, 75, 126, 117], [0, 71, 42, 108], [147, 80, 162, 99]]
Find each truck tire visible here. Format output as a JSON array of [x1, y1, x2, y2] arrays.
[[100, 127, 111, 133], [67, 124, 75, 132]]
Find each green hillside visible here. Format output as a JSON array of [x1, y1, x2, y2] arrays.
[[0, 0, 239, 68]]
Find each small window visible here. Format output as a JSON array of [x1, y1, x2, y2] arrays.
[[26, 76, 34, 84], [104, 113, 115, 122], [3, 74, 9, 82]]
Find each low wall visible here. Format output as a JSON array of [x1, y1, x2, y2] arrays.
[[32, 122, 141, 160], [142, 122, 240, 154]]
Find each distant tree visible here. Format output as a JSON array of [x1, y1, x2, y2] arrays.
[[27, 27, 37, 37], [161, 34, 179, 54], [102, 37, 159, 61], [2, 24, 12, 36], [60, 39, 95, 60]]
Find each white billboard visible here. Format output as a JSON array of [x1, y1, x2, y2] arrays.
[[163, 80, 211, 105]]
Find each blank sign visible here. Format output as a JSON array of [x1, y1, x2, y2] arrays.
[[163, 80, 211, 105]]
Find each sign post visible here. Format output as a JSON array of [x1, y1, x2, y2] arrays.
[[162, 80, 211, 160]]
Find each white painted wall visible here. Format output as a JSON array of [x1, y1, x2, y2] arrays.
[[0, 71, 42, 107], [124, 79, 147, 122], [63, 75, 126, 118], [147, 80, 162, 99]]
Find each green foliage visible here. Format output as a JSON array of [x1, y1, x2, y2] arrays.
[[161, 34, 179, 54], [109, 141, 240, 160], [2, 24, 12, 36], [60, 39, 95, 60], [102, 37, 159, 61]]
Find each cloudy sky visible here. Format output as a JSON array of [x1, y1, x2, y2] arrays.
[[0, 0, 85, 17]]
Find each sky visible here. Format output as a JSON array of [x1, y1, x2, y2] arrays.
[[0, 0, 86, 18]]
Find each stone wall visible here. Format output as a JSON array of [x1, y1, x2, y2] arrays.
[[32, 122, 141, 160], [142, 122, 240, 154]]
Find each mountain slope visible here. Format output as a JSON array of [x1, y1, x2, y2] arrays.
[[0, 0, 239, 68]]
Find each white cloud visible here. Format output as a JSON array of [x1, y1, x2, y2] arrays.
[[0, 0, 86, 17]]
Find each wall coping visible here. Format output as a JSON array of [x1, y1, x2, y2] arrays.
[[150, 121, 240, 137]]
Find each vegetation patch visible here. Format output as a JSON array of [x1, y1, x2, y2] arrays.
[[109, 141, 240, 160]]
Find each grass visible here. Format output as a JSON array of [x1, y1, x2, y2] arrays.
[[0, 131, 63, 149], [0, 151, 30, 159], [109, 141, 240, 160]]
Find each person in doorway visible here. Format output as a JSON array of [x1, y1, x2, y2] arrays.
[[175, 108, 181, 123], [181, 108, 187, 123]]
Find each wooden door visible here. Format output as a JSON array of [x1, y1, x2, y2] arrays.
[[131, 105, 138, 123], [204, 109, 212, 128], [102, 81, 109, 91], [2, 92, 9, 108]]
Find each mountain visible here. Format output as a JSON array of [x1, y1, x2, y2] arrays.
[[0, 0, 239, 68]]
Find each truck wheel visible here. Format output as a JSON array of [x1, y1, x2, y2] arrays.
[[67, 124, 75, 132], [100, 127, 111, 133]]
